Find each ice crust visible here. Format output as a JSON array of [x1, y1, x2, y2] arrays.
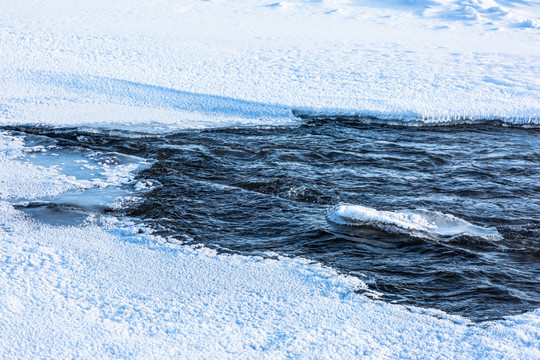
[[0, 132, 84, 199], [327, 204, 503, 241], [0, 131, 149, 208]]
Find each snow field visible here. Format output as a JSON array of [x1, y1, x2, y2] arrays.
[[0, 201, 539, 359], [0, 0, 539, 358], [0, 0, 539, 130]]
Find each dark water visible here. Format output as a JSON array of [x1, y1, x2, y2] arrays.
[[8, 120, 540, 322]]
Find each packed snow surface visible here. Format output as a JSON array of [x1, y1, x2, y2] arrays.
[[327, 204, 503, 241], [0, 0, 539, 130]]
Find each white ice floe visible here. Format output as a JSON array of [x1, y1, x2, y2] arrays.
[[0, 0, 538, 130], [327, 204, 503, 241]]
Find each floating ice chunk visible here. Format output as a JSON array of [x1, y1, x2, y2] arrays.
[[327, 204, 502, 241]]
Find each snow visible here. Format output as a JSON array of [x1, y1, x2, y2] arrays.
[[0, 0, 539, 358], [0, 0, 539, 130], [327, 204, 503, 241], [1, 201, 539, 359], [0, 131, 85, 199], [0, 105, 538, 360]]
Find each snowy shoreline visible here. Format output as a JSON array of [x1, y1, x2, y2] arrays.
[[1, 0, 539, 358], [1, 1, 539, 132], [1, 198, 539, 359]]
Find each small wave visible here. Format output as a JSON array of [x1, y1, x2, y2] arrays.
[[326, 204, 502, 241]]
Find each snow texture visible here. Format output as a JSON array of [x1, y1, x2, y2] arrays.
[[0, 101, 538, 360], [1, 0, 540, 358], [0, 131, 149, 204], [1, 201, 539, 359], [0, 0, 539, 130]]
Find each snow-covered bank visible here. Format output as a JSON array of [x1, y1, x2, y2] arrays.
[[1, 0, 540, 358], [0, 0, 539, 129], [0, 129, 539, 359], [1, 201, 539, 359]]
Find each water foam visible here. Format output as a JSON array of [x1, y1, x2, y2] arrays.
[[327, 204, 502, 241]]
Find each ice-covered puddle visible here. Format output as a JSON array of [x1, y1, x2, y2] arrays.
[[326, 204, 503, 241], [0, 130, 155, 225]]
